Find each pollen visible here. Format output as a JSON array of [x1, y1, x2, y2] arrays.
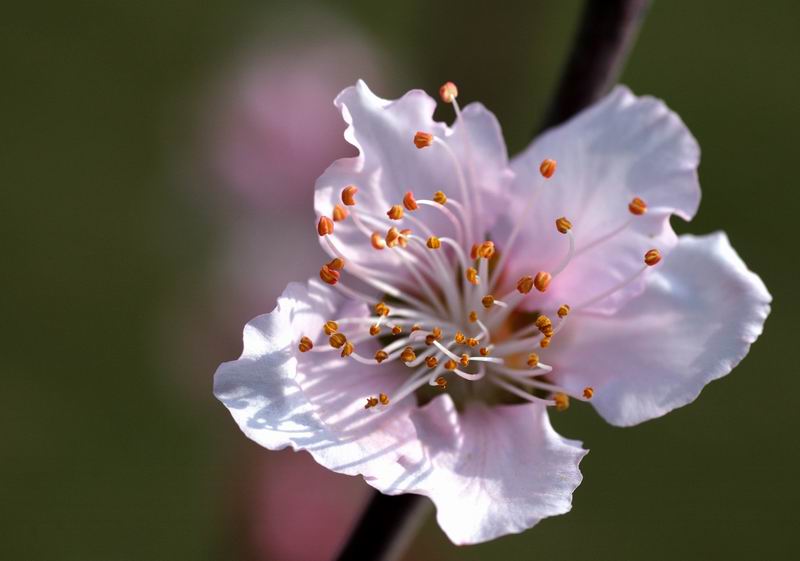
[[466, 337, 479, 347], [454, 331, 466, 344], [342, 185, 358, 206], [369, 324, 381, 336], [375, 302, 390, 317], [555, 216, 573, 234], [527, 352, 539, 367], [435, 375, 448, 390], [516, 275, 534, 294], [385, 226, 401, 247], [439, 81, 458, 103], [387, 205, 404, 220], [539, 158, 557, 179], [644, 248, 662, 266], [629, 197, 647, 215], [554, 393, 570, 411], [400, 346, 417, 363], [317, 216, 334, 236], [557, 304, 571, 318], [332, 204, 349, 222], [533, 271, 552, 292], [414, 131, 434, 149], [460, 354, 470, 367], [427, 236, 442, 249], [583, 387, 594, 399], [329, 333, 347, 349], [298, 336, 313, 353], [370, 232, 386, 250], [319, 264, 340, 285], [535, 315, 553, 335], [481, 295, 495, 309], [433, 190, 447, 204], [403, 191, 419, 211], [540, 336, 552, 348], [379, 393, 390, 405], [341, 341, 354, 357], [444, 359, 457, 371], [327, 257, 345, 271], [479, 347, 491, 356], [364, 397, 379, 409], [426, 356, 439, 368], [323, 321, 338, 335], [466, 267, 479, 285], [375, 350, 389, 363], [391, 325, 402, 335], [469, 311, 478, 323], [477, 241, 495, 259]]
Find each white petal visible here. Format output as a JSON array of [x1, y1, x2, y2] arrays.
[[546, 233, 771, 426], [214, 279, 424, 489], [314, 80, 510, 279], [498, 86, 700, 314], [390, 396, 586, 545]]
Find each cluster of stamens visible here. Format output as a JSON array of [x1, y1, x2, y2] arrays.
[[298, 82, 663, 413]]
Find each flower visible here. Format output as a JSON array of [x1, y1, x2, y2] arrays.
[[214, 81, 771, 544]]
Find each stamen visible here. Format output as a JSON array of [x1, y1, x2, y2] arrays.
[[433, 190, 447, 205], [342, 185, 358, 206], [332, 204, 348, 222], [554, 393, 569, 411], [329, 333, 347, 349], [327, 257, 345, 271], [516, 275, 533, 294], [375, 302, 390, 317], [426, 356, 439, 368], [319, 264, 340, 285], [435, 375, 448, 389], [533, 271, 552, 292], [466, 267, 479, 285], [481, 295, 495, 309], [555, 216, 572, 234], [644, 248, 662, 266], [379, 393, 390, 405], [400, 346, 417, 363], [477, 241, 496, 259], [527, 352, 539, 367], [539, 158, 557, 179], [403, 191, 418, 211], [387, 205, 404, 220], [375, 350, 389, 363], [369, 324, 381, 336], [341, 341, 354, 357], [391, 325, 403, 335], [317, 216, 334, 236], [414, 131, 434, 149], [364, 397, 379, 409], [557, 304, 570, 318], [583, 387, 594, 399], [628, 197, 647, 215], [444, 359, 457, 371], [426, 236, 441, 249], [323, 321, 338, 335], [439, 81, 458, 103], [370, 232, 386, 250], [298, 336, 313, 353]]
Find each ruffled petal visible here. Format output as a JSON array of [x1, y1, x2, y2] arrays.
[[389, 396, 586, 545], [214, 279, 423, 489], [497, 85, 701, 314], [546, 233, 771, 426], [314, 80, 510, 286]]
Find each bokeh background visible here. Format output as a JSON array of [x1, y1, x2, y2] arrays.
[[3, 1, 798, 559]]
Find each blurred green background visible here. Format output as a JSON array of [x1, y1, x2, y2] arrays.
[[3, 1, 797, 559]]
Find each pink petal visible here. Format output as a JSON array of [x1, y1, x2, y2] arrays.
[[392, 396, 586, 545], [546, 233, 771, 426], [497, 86, 701, 314], [213, 279, 423, 489]]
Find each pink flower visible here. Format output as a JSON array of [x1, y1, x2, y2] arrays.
[[214, 81, 771, 544]]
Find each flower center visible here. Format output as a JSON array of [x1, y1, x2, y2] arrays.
[[300, 85, 662, 414]]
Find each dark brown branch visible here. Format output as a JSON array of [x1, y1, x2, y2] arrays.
[[538, 0, 652, 133]]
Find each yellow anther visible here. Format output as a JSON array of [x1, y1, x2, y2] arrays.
[[329, 333, 347, 349], [426, 356, 439, 368], [327, 257, 345, 271], [554, 393, 570, 411], [527, 352, 540, 367], [371, 231, 386, 250], [479, 347, 490, 356], [411, 324, 422, 332], [439, 81, 458, 103], [319, 264, 340, 285], [298, 336, 313, 353], [435, 375, 448, 390], [460, 354, 470, 367], [398, 229, 411, 248], [454, 331, 466, 344], [375, 350, 389, 363], [534, 271, 552, 292], [332, 204, 349, 222], [385, 226, 401, 247], [555, 216, 573, 234], [466, 267, 479, 285], [403, 191, 418, 211], [391, 325, 402, 335], [477, 241, 496, 259], [444, 359, 457, 371], [466, 337, 479, 348], [323, 321, 338, 335], [341, 341, 354, 358], [557, 304, 571, 318], [375, 302, 390, 317], [539, 158, 557, 179], [364, 396, 379, 409], [400, 346, 417, 363], [427, 236, 442, 249], [644, 248, 662, 266], [535, 315, 553, 331], [387, 205, 404, 220], [481, 295, 495, 309], [629, 197, 647, 215], [317, 216, 334, 236], [540, 337, 552, 348], [379, 393, 390, 405], [369, 324, 381, 336], [469, 311, 478, 323], [414, 131, 434, 149], [516, 275, 533, 294], [432, 327, 442, 339], [433, 190, 447, 204], [583, 387, 594, 399], [342, 185, 358, 206]]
